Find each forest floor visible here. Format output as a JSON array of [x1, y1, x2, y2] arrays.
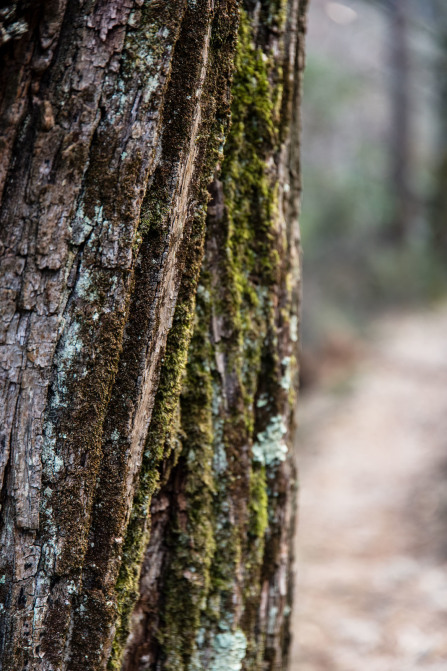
[[289, 303, 447, 671]]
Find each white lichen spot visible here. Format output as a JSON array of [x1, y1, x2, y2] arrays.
[[53, 453, 64, 474], [66, 580, 77, 595], [71, 202, 93, 246], [60, 320, 82, 367], [267, 605, 278, 635], [196, 627, 205, 647], [210, 628, 247, 671], [213, 437, 227, 474], [256, 393, 268, 409], [76, 268, 98, 301], [280, 356, 291, 391], [290, 314, 298, 343], [94, 205, 104, 223], [252, 416, 288, 466], [196, 284, 210, 302], [142, 74, 160, 103]]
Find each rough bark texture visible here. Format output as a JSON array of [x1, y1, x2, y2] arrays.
[[0, 1, 307, 670]]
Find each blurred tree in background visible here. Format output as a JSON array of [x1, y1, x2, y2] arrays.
[[429, 0, 447, 257], [388, 0, 413, 244], [300, 0, 447, 369]]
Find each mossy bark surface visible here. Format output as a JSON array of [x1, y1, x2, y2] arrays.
[[0, 1, 307, 669]]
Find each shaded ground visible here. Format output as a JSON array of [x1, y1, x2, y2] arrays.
[[290, 304, 447, 671]]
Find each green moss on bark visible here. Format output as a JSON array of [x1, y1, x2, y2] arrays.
[[107, 2, 240, 668], [108, 211, 207, 669], [106, 0, 302, 667], [152, 3, 299, 669], [159, 280, 216, 670]]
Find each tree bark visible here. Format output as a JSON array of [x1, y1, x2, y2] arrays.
[[0, 1, 308, 669]]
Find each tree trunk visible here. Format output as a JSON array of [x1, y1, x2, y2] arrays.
[[387, 0, 413, 243], [431, 12, 447, 256], [0, 1, 308, 669]]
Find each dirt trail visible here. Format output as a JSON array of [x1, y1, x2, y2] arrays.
[[290, 304, 447, 671]]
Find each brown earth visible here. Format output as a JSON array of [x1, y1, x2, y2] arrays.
[[290, 304, 447, 671]]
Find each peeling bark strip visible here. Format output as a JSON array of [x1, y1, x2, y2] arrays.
[[0, 1, 307, 670]]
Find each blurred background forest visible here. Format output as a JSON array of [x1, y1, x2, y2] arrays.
[[300, 0, 447, 376], [291, 2, 447, 670]]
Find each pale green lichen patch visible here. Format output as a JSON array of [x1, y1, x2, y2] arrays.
[[210, 628, 247, 671], [280, 356, 292, 391], [252, 415, 288, 466]]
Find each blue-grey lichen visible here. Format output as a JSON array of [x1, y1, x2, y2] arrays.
[[209, 628, 247, 671], [252, 416, 288, 466], [280, 356, 292, 391]]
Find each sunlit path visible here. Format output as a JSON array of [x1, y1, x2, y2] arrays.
[[290, 304, 447, 671]]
